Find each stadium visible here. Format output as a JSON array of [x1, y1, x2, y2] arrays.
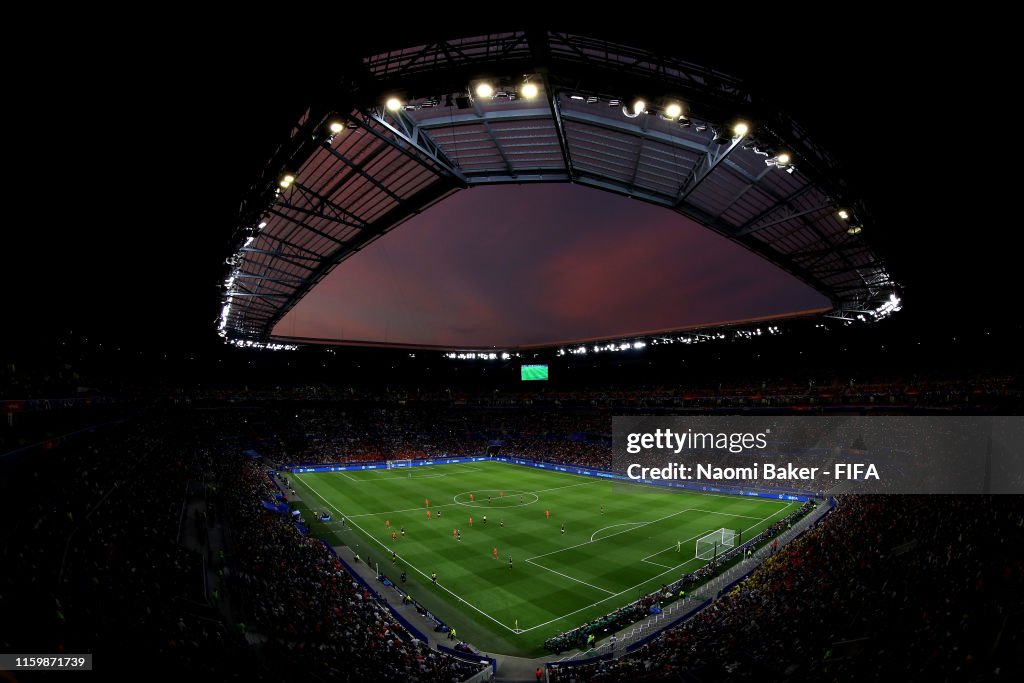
[[2, 22, 1022, 683]]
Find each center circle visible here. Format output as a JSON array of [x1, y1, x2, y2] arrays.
[[452, 490, 539, 508]]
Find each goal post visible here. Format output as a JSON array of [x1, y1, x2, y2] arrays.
[[695, 528, 737, 561], [386, 459, 414, 470]]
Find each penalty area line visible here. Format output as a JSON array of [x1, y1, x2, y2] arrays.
[[525, 559, 616, 595]]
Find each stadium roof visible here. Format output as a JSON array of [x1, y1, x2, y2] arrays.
[[219, 31, 899, 349]]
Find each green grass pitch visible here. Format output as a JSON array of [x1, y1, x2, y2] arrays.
[[291, 460, 796, 656]]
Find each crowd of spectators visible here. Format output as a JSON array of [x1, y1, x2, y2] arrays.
[[3, 385, 1021, 680], [0, 416, 250, 677], [218, 458, 486, 681], [0, 410, 488, 680], [548, 495, 1024, 681]]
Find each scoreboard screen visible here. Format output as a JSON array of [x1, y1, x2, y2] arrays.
[[521, 364, 549, 381]]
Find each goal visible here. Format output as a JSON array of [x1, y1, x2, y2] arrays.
[[386, 459, 414, 470], [695, 528, 737, 561]]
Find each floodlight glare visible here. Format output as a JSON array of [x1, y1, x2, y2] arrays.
[[328, 121, 344, 134], [733, 122, 749, 137], [279, 174, 295, 188], [633, 99, 646, 115], [664, 103, 682, 119], [521, 82, 539, 99], [385, 97, 402, 111], [475, 83, 494, 98], [776, 153, 791, 165], [838, 210, 850, 220]]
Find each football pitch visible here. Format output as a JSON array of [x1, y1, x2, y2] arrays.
[[290, 460, 796, 656]]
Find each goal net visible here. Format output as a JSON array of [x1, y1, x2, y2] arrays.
[[386, 459, 414, 470], [695, 528, 736, 561]]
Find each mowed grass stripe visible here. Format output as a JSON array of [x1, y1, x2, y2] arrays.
[[293, 461, 795, 656]]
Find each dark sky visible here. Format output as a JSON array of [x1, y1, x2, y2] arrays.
[[4, 17, 1007, 354], [275, 184, 828, 347]]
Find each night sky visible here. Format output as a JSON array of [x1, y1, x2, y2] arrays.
[[3, 19, 1007, 355], [275, 184, 828, 347]]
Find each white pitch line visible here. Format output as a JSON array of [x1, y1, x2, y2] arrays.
[[296, 474, 519, 634], [683, 508, 766, 520], [525, 559, 616, 595], [641, 558, 676, 569], [590, 522, 645, 542]]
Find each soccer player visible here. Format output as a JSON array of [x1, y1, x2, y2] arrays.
[[431, 571, 437, 585], [493, 546, 498, 560], [500, 518, 504, 528], [452, 528, 457, 539], [401, 526, 405, 536], [425, 498, 429, 508], [488, 495, 492, 504], [457, 530, 462, 542], [427, 510, 431, 520], [500, 491, 504, 497], [470, 493, 475, 502], [676, 540, 681, 553], [560, 523, 565, 535], [391, 550, 397, 563], [392, 531, 397, 542], [545, 509, 550, 519], [600, 504, 604, 515], [386, 519, 391, 529], [469, 516, 473, 526], [508, 556, 512, 569], [483, 515, 487, 525], [437, 509, 442, 518]]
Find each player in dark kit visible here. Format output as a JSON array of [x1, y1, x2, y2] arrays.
[[508, 556, 513, 569], [560, 523, 565, 535]]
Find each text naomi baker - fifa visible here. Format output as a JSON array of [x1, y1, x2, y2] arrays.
[[626, 462, 879, 482]]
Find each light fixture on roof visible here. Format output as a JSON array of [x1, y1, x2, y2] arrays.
[[328, 121, 344, 135], [733, 121, 749, 137], [837, 209, 849, 220], [475, 82, 494, 98], [776, 153, 790, 165], [623, 98, 646, 118], [385, 97, 402, 111], [521, 82, 538, 99], [847, 225, 863, 235], [664, 102, 683, 120], [278, 173, 295, 189]]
